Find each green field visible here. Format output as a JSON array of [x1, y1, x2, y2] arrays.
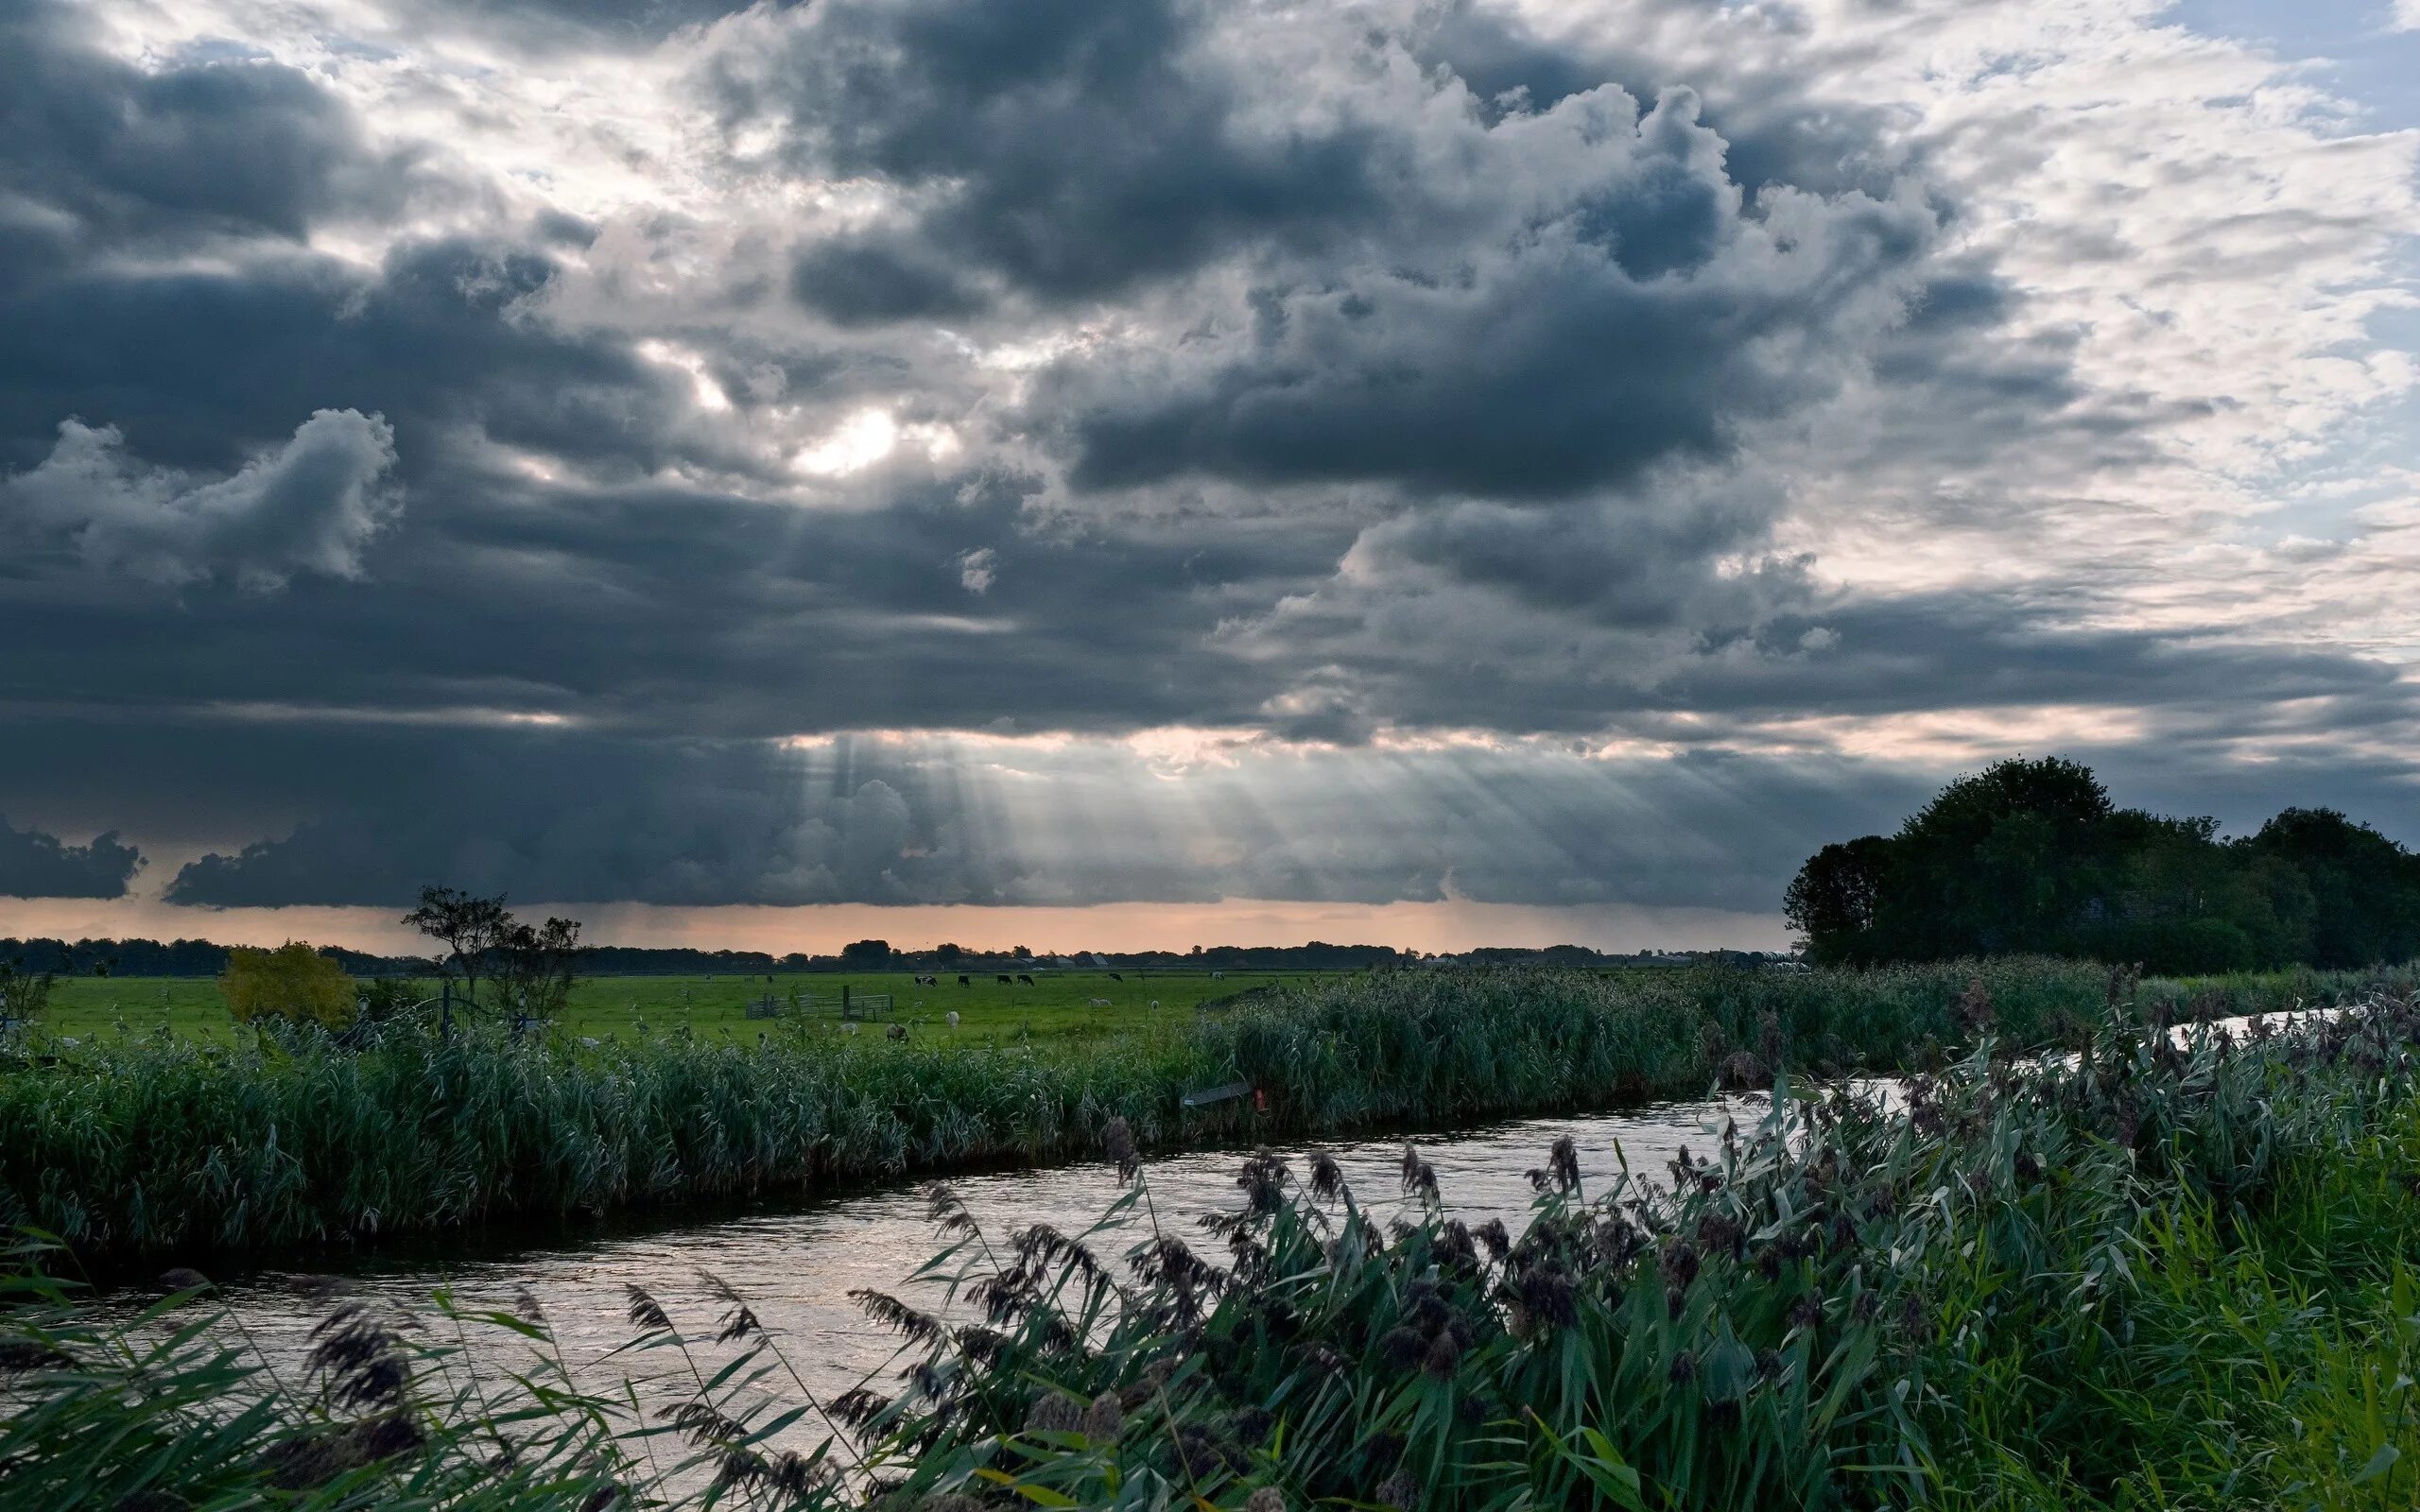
[[29, 967, 1322, 1044]]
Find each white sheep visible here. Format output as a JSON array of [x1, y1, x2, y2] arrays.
[[946, 1010, 960, 1027], [1088, 997, 1112, 1007]]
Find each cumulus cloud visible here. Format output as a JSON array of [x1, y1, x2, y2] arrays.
[[1054, 91, 1931, 499], [4, 410, 400, 589], [0, 815, 144, 900]]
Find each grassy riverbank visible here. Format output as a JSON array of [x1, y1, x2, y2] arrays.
[[8, 983, 2420, 1508], [0, 959, 2408, 1264], [29, 966, 1317, 1044]]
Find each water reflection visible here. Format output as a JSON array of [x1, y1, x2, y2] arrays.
[[156, 1096, 1764, 1422]]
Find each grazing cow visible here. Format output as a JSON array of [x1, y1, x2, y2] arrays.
[[997, 973, 1012, 984], [958, 974, 971, 987], [1087, 997, 1112, 1007], [1017, 973, 1035, 986], [1107, 971, 1123, 981]]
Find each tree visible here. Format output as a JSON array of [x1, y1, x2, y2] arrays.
[[403, 885, 513, 1005], [934, 942, 962, 965], [220, 943, 354, 1028], [1784, 836, 1893, 965], [1782, 759, 2420, 971], [2244, 809, 2420, 968], [0, 958, 54, 1029], [493, 916, 583, 1022], [840, 939, 893, 967]]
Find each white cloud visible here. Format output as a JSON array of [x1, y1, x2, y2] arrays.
[[5, 409, 400, 589], [956, 546, 996, 594]]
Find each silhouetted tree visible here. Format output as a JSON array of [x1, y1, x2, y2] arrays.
[[1785, 758, 2420, 971], [403, 885, 513, 1005], [494, 916, 583, 1022], [1783, 835, 1893, 966]]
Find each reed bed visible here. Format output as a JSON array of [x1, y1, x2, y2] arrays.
[[9, 981, 2420, 1508], [0, 959, 2406, 1264]]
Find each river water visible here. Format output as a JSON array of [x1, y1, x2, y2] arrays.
[[147, 1094, 1764, 1434]]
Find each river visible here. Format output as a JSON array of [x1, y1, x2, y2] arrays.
[[134, 1092, 1766, 1440]]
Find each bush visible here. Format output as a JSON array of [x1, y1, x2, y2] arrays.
[[218, 942, 355, 1029]]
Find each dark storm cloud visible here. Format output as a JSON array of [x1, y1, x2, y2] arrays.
[[126, 712, 2420, 912], [1055, 150, 1928, 499], [718, 0, 1392, 314], [1232, 567, 2420, 741], [731, 0, 1941, 500], [0, 455, 1359, 741], [0, 237, 694, 478], [7, 0, 2406, 923], [0, 815, 144, 900], [0, 0, 432, 278], [94, 717, 1923, 911]]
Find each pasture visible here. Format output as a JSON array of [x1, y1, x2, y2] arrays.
[[28, 966, 1319, 1044]]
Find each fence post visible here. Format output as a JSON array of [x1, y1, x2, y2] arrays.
[[841, 984, 852, 1020], [441, 979, 453, 1040]]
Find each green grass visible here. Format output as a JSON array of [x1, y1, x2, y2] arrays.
[[9, 982, 2420, 1509], [2, 958, 2409, 1267], [31, 968, 1318, 1045]]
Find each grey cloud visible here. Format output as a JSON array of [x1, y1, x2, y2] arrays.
[[132, 722, 1925, 911], [0, 238, 693, 480], [1412, 0, 1911, 201], [133, 713, 2420, 914], [719, 0, 1392, 313], [5, 409, 399, 588], [1052, 90, 1934, 498], [0, 815, 144, 900], [0, 0, 433, 273], [1, 0, 2404, 923], [790, 232, 992, 327]]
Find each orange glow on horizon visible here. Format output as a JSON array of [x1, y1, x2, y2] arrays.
[[0, 895, 1789, 958]]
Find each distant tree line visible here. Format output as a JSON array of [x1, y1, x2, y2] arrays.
[[1786, 757, 2420, 972], [0, 936, 421, 978], [0, 930, 1756, 981]]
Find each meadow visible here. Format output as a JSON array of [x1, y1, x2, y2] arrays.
[[30, 968, 1313, 1045], [3, 958, 2408, 1267], [9, 980, 2420, 1509]]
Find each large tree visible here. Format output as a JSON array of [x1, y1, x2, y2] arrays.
[[1783, 759, 2420, 971], [401, 885, 513, 1006]]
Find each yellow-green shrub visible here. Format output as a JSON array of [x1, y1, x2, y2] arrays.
[[218, 942, 354, 1028]]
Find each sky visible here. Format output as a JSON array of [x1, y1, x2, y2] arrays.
[[2, 0, 2416, 956]]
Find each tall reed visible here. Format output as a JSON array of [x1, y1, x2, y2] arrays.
[[0, 959, 2405, 1264]]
